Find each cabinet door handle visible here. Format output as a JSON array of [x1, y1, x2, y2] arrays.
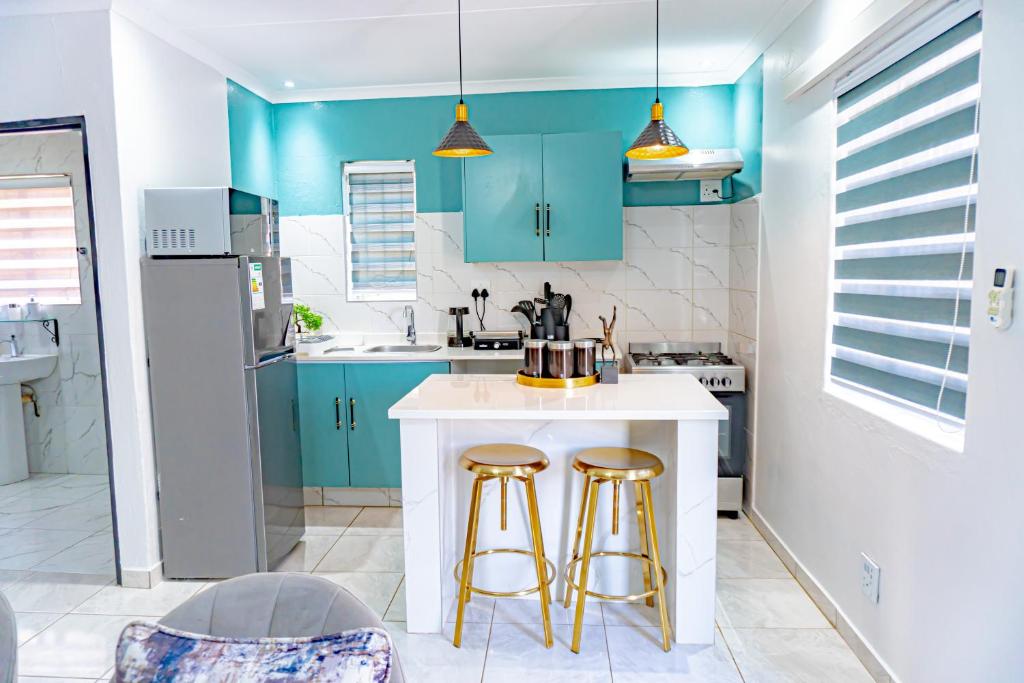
[[349, 397, 357, 430], [291, 399, 298, 432], [335, 397, 341, 430], [534, 202, 541, 237], [545, 203, 551, 237]]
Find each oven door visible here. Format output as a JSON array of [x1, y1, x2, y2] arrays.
[[714, 392, 747, 477]]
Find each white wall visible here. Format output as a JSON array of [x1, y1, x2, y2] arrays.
[[755, 1, 1024, 681], [107, 10, 231, 579], [0, 7, 231, 581]]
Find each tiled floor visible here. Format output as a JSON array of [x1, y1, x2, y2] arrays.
[[2, 507, 875, 682], [0, 474, 114, 578]]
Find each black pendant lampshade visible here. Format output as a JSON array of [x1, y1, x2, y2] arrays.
[[626, 0, 688, 160], [434, 0, 492, 158], [434, 102, 493, 157]]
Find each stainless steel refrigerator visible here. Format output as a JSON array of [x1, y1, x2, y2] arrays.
[[142, 255, 303, 578]]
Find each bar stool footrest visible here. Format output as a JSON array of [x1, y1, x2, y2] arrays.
[[564, 551, 668, 602], [454, 548, 556, 598]]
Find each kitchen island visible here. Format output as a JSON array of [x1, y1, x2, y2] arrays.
[[388, 373, 727, 645]]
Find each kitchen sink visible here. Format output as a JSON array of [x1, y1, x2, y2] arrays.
[[364, 345, 442, 353]]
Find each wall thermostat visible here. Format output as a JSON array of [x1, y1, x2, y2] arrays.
[[986, 267, 1014, 330]]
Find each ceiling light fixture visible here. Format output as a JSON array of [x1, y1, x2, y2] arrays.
[[626, 0, 688, 160], [283, 80, 295, 88], [433, 0, 492, 158]]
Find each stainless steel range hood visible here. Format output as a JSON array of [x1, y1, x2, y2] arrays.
[[625, 148, 744, 182]]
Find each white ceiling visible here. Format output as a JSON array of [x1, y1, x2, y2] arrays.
[[24, 0, 815, 102]]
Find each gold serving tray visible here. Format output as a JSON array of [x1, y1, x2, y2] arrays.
[[516, 370, 599, 389]]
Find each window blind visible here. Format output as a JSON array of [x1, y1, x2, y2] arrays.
[[831, 14, 981, 422], [0, 175, 81, 305], [342, 161, 416, 303]]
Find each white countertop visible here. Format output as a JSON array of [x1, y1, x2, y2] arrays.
[[388, 373, 728, 421], [296, 344, 524, 363], [295, 335, 524, 363]]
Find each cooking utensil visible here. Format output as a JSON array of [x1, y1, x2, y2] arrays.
[[549, 293, 567, 310], [544, 281, 553, 302], [511, 304, 532, 327], [564, 294, 572, 321], [517, 299, 536, 323]]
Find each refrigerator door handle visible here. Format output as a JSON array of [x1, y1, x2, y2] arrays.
[[245, 352, 294, 370]]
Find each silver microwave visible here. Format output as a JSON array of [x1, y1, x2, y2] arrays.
[[144, 187, 279, 257]]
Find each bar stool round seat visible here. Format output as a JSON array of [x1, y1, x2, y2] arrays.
[[459, 444, 549, 477], [571, 447, 664, 481], [453, 443, 555, 650], [564, 446, 672, 654]]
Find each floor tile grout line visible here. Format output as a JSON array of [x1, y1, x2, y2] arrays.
[[307, 506, 363, 573], [478, 593, 497, 683], [601, 602, 615, 682]]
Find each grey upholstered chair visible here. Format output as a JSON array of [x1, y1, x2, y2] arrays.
[[1, 590, 15, 683], [158, 573, 404, 682]]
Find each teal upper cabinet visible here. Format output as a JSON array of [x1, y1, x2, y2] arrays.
[[464, 135, 544, 262], [345, 362, 449, 488], [541, 131, 623, 262], [298, 363, 348, 487], [463, 131, 623, 263]]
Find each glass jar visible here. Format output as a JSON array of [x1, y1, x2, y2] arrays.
[[523, 339, 546, 377], [547, 340, 574, 380], [574, 339, 596, 377]]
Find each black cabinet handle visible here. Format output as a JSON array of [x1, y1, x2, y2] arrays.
[[545, 203, 551, 237], [291, 399, 298, 432], [534, 203, 541, 237], [349, 397, 357, 430], [335, 397, 341, 430]]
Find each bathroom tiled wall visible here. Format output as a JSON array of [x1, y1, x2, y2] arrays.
[[281, 204, 735, 348], [0, 130, 109, 476]]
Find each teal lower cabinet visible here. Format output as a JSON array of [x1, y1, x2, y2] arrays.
[[298, 363, 349, 487], [298, 361, 450, 489]]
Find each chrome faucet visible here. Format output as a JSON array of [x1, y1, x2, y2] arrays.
[[0, 334, 19, 358], [404, 305, 416, 344]]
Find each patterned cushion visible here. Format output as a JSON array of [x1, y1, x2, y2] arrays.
[[115, 621, 394, 682]]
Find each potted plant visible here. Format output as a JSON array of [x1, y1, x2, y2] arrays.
[[294, 303, 327, 342]]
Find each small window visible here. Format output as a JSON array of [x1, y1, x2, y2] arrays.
[[342, 161, 416, 302], [0, 175, 82, 305], [829, 13, 981, 424]]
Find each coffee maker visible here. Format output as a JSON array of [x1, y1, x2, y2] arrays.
[[447, 306, 472, 347]]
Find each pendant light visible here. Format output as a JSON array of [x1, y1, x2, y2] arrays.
[[434, 0, 492, 157], [626, 0, 688, 160]]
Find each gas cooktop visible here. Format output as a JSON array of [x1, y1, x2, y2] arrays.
[[624, 342, 745, 391]]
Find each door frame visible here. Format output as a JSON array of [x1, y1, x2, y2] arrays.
[[0, 115, 122, 584]]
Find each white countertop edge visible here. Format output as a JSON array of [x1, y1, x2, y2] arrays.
[[388, 408, 728, 420], [387, 374, 730, 421]]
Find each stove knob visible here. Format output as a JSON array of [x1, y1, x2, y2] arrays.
[[699, 377, 709, 386], [709, 377, 720, 388], [722, 377, 732, 387]]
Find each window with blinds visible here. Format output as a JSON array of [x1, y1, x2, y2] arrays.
[[343, 161, 416, 303], [0, 175, 81, 305], [830, 13, 981, 423]]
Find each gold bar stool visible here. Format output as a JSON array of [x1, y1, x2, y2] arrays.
[[564, 447, 671, 653], [453, 444, 555, 648]]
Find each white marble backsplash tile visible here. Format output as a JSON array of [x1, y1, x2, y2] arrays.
[[282, 205, 740, 345]]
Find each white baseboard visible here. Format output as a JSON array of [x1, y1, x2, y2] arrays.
[[304, 486, 401, 507], [747, 507, 897, 683], [120, 561, 163, 589]]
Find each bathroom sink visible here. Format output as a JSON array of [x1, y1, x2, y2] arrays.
[[0, 353, 58, 385], [364, 345, 442, 353]]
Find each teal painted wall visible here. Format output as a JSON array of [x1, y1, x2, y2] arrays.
[[273, 84, 749, 216], [732, 57, 763, 202], [226, 72, 764, 214], [227, 80, 277, 199]]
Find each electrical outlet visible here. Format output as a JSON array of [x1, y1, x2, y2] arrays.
[[700, 179, 723, 202], [861, 553, 880, 603], [471, 279, 490, 293]]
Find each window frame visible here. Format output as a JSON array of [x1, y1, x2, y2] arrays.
[[341, 160, 417, 304], [823, 6, 982, 439], [0, 173, 82, 306]]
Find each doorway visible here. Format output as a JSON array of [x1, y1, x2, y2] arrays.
[[0, 118, 119, 583]]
